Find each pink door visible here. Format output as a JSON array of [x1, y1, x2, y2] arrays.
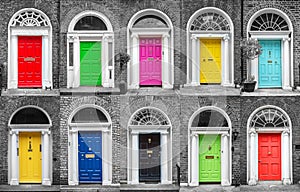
[[139, 38, 162, 86]]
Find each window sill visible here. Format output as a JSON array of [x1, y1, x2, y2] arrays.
[[60, 87, 120, 95]]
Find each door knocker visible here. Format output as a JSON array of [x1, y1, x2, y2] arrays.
[[208, 145, 212, 151]]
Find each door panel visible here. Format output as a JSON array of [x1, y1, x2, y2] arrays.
[[200, 39, 221, 84], [139, 38, 162, 86], [80, 42, 102, 86], [199, 134, 221, 182], [18, 36, 42, 88], [139, 133, 161, 182], [19, 132, 42, 183], [259, 40, 282, 88], [78, 131, 102, 183], [258, 133, 281, 180]]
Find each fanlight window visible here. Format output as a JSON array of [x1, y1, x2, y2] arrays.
[[250, 108, 289, 128], [191, 110, 228, 127], [250, 13, 289, 31], [11, 10, 49, 27], [74, 16, 107, 30], [130, 108, 169, 126], [71, 107, 108, 123], [190, 12, 230, 31], [11, 107, 50, 124], [133, 15, 168, 28]]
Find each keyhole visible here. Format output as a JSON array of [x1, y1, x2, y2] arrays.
[[208, 145, 212, 151], [269, 51, 271, 57]]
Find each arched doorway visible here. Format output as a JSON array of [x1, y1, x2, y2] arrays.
[[188, 106, 232, 186], [67, 11, 114, 88], [127, 107, 172, 184], [8, 8, 52, 89], [247, 105, 292, 185], [186, 7, 234, 86], [8, 106, 52, 185], [68, 105, 112, 185], [127, 9, 174, 89], [247, 8, 293, 89]]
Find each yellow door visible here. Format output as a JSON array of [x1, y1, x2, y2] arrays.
[[200, 39, 221, 83], [19, 132, 42, 183]]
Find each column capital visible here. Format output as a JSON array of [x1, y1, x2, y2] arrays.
[[131, 34, 139, 39], [161, 131, 169, 135], [131, 131, 139, 135], [191, 133, 198, 138], [249, 128, 256, 136], [283, 37, 291, 42], [69, 129, 78, 134], [283, 129, 290, 135], [9, 130, 18, 135], [222, 133, 230, 138], [42, 130, 51, 135], [223, 34, 230, 41], [191, 35, 197, 41], [163, 34, 170, 39]]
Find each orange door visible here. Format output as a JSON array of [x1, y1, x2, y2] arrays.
[[258, 133, 281, 180]]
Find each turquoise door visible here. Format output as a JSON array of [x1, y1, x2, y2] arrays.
[[258, 40, 282, 88]]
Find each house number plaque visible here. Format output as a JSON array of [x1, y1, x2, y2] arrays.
[[24, 57, 36, 62]]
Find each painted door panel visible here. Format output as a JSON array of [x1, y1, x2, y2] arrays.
[[200, 39, 221, 84], [18, 36, 42, 88], [78, 131, 102, 183], [80, 42, 102, 86], [19, 132, 42, 183], [258, 133, 281, 180], [199, 134, 221, 182], [139, 133, 160, 182], [259, 40, 282, 88], [139, 38, 162, 86]]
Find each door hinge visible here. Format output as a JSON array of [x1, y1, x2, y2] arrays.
[[17, 148, 19, 156], [40, 144, 42, 152]]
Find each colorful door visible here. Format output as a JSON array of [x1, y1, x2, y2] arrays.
[[258, 40, 282, 88], [199, 134, 221, 182], [139, 38, 162, 86], [19, 132, 42, 183], [258, 133, 281, 180], [18, 36, 42, 88], [200, 39, 221, 84], [78, 131, 102, 183], [80, 42, 102, 86], [139, 133, 161, 182]]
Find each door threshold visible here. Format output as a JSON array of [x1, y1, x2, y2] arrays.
[[258, 181, 282, 185]]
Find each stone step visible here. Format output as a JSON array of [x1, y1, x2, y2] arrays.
[[120, 184, 179, 192]]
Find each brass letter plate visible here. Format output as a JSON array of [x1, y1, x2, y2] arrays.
[[85, 154, 95, 158], [24, 57, 36, 62], [267, 60, 272, 63], [205, 156, 214, 159]]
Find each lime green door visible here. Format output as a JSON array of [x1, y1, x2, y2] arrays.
[[199, 134, 221, 182], [80, 42, 102, 86]]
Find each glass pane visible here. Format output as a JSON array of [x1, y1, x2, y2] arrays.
[[69, 42, 73, 66], [11, 108, 50, 124], [74, 16, 107, 30], [108, 42, 113, 66], [71, 107, 108, 123], [191, 110, 228, 127], [133, 15, 168, 28]]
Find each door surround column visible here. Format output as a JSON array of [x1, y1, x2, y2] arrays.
[[10, 130, 19, 185], [42, 130, 51, 186], [190, 133, 199, 186]]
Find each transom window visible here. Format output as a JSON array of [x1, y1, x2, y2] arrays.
[[71, 107, 108, 123], [11, 107, 50, 124], [133, 15, 168, 28], [250, 108, 289, 128], [190, 12, 230, 31], [191, 110, 229, 127], [11, 10, 50, 27], [250, 13, 289, 31], [74, 16, 107, 30], [130, 108, 170, 126]]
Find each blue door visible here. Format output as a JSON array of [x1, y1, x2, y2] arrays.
[[78, 131, 102, 183], [258, 40, 282, 88]]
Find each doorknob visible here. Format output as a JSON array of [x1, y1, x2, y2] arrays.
[[29, 157, 32, 160]]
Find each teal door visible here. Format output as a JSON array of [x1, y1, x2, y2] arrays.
[[258, 40, 281, 88]]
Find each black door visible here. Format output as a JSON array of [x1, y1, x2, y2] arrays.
[[139, 133, 161, 182]]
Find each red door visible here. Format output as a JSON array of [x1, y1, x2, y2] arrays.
[[18, 36, 42, 88], [139, 37, 162, 86], [258, 133, 281, 180]]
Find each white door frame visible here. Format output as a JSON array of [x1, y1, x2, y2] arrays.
[[247, 105, 293, 185], [8, 106, 52, 186], [67, 104, 112, 186], [188, 106, 232, 186]]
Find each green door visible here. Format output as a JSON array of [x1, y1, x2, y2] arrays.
[[199, 134, 221, 182], [80, 42, 102, 86]]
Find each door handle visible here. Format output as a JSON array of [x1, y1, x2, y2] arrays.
[[29, 157, 32, 160], [258, 160, 261, 162]]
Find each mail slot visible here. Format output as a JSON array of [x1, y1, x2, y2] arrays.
[[85, 154, 95, 158], [24, 57, 36, 62], [148, 58, 154, 61], [208, 58, 214, 61], [267, 60, 272, 63], [205, 156, 214, 159], [147, 150, 153, 154]]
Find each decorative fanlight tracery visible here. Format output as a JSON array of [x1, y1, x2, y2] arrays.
[[250, 108, 289, 128], [190, 12, 230, 31], [130, 108, 169, 126], [250, 13, 289, 31], [11, 10, 50, 27]]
